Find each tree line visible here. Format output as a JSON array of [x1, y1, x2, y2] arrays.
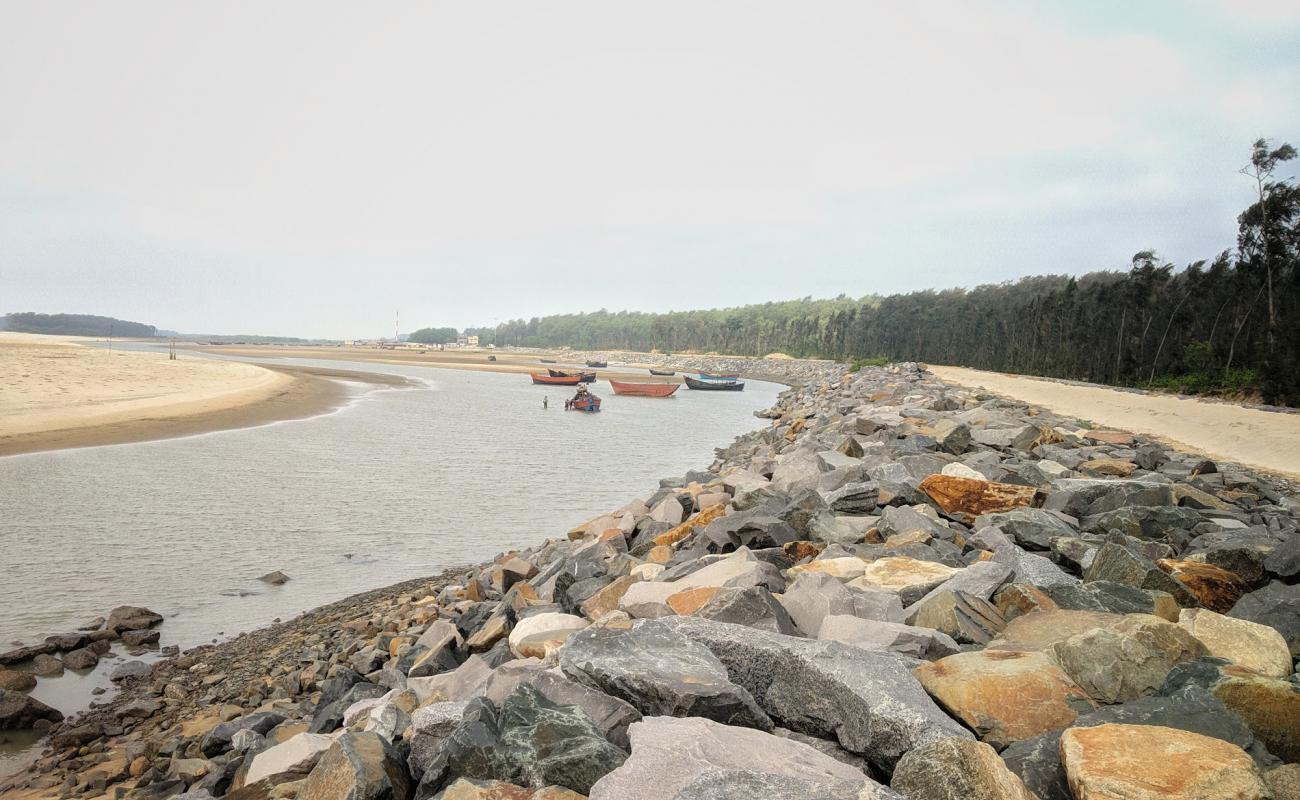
[[1, 312, 157, 338], [470, 139, 1299, 407]]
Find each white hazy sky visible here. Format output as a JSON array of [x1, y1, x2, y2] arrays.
[[2, 1, 1298, 338]]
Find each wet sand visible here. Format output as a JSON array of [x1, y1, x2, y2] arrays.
[[0, 335, 412, 457], [928, 365, 1300, 480]]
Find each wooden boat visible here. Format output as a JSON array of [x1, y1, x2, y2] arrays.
[[548, 368, 596, 383], [531, 372, 581, 385], [685, 375, 745, 391], [697, 372, 740, 381], [487, 355, 497, 361], [566, 388, 602, 412], [585, 360, 608, 368], [648, 368, 676, 376], [609, 380, 680, 397], [540, 358, 557, 364]]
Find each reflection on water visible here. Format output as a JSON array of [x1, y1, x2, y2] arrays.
[[0, 358, 779, 702]]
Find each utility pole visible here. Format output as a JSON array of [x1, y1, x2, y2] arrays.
[[108, 322, 113, 353], [395, 310, 400, 343]]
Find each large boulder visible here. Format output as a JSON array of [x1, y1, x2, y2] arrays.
[[914, 650, 1094, 750], [1229, 581, 1300, 656], [506, 613, 588, 659], [657, 616, 971, 770], [105, 605, 164, 633], [203, 711, 287, 756], [973, 508, 1076, 550], [1047, 614, 1208, 704], [1084, 543, 1198, 606], [817, 614, 959, 660], [300, 731, 412, 800], [558, 620, 771, 730], [919, 475, 1037, 524], [1157, 559, 1246, 612], [1060, 723, 1268, 799], [241, 732, 334, 787], [891, 737, 1037, 800], [1178, 608, 1292, 678], [777, 572, 904, 636], [483, 662, 641, 750], [0, 689, 63, 729], [414, 685, 627, 797], [587, 716, 896, 800], [0, 669, 36, 693], [1001, 685, 1276, 800], [849, 557, 961, 605]]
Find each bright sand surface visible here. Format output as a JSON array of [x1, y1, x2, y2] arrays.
[[928, 365, 1300, 480], [0, 333, 361, 456]]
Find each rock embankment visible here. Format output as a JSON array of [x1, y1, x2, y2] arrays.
[[5, 363, 1299, 800]]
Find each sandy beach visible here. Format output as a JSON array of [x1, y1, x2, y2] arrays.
[[0, 334, 406, 457], [928, 365, 1300, 480]]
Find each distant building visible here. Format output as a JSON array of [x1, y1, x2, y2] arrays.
[[456, 334, 480, 347]]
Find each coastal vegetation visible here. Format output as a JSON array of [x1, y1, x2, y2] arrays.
[[479, 140, 1300, 406], [1, 312, 156, 338], [408, 326, 460, 345]]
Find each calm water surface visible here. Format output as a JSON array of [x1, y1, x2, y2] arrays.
[[0, 357, 778, 745]]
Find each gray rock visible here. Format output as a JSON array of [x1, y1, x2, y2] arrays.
[[201, 711, 286, 757], [658, 616, 972, 771], [903, 561, 1012, 620], [109, 660, 151, 682], [1229, 580, 1300, 656], [694, 586, 798, 635], [892, 736, 1037, 800], [973, 508, 1077, 550], [413, 685, 627, 797], [61, 647, 99, 670], [483, 662, 641, 750], [777, 572, 905, 636], [1083, 542, 1197, 606], [1081, 505, 1202, 540], [816, 615, 959, 660], [588, 715, 895, 800], [559, 620, 772, 730], [1044, 581, 1175, 617], [407, 700, 470, 778], [1043, 479, 1174, 517]]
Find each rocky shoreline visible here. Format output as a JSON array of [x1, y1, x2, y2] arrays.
[[3, 362, 1298, 799]]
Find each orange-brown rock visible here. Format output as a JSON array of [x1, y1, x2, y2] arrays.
[[1079, 458, 1138, 477], [653, 503, 728, 547], [782, 540, 824, 562], [1211, 672, 1300, 762], [439, 779, 536, 799], [580, 575, 641, 620], [1082, 429, 1134, 446], [1060, 723, 1268, 799], [1158, 559, 1245, 613], [919, 474, 1038, 523], [914, 649, 1095, 749], [993, 583, 1058, 621], [666, 587, 721, 616], [645, 545, 673, 564]]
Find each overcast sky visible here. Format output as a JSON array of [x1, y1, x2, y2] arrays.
[[2, 1, 1297, 339]]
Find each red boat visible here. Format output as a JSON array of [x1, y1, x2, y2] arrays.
[[531, 372, 581, 385], [609, 379, 680, 397]]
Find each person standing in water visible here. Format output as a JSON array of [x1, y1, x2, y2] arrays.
[[543, 396, 549, 409]]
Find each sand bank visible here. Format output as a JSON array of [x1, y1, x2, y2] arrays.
[[0, 335, 408, 457], [928, 365, 1300, 480]]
